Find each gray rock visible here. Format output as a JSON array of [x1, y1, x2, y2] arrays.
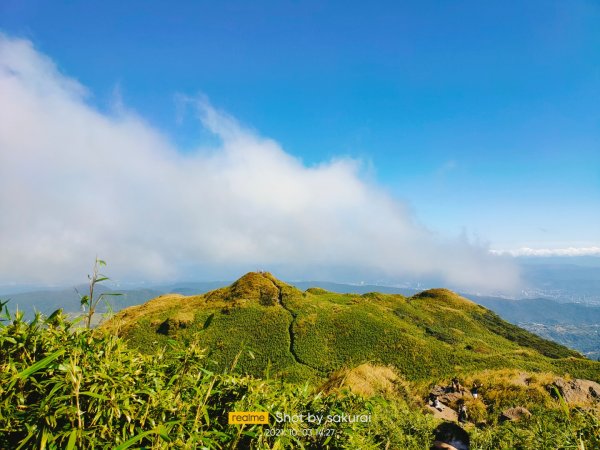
[[500, 407, 531, 422], [548, 378, 600, 405]]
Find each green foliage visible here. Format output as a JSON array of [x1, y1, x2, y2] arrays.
[[470, 408, 600, 449], [0, 306, 435, 449], [77, 257, 122, 329], [2, 303, 600, 449], [4, 272, 600, 449], [108, 273, 600, 385], [472, 309, 582, 359]]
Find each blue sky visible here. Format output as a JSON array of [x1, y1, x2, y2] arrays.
[[0, 1, 599, 287]]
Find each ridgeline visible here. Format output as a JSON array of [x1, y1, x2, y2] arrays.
[[102, 272, 597, 383]]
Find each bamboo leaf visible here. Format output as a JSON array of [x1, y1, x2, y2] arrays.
[[113, 423, 174, 450], [46, 309, 63, 323], [15, 349, 65, 380], [65, 429, 77, 450], [80, 391, 110, 401], [113, 430, 155, 450]]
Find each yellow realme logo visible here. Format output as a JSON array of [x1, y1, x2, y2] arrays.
[[228, 411, 269, 425]]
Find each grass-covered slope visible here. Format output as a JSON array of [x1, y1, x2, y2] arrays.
[[102, 272, 598, 383], [5, 311, 599, 449]]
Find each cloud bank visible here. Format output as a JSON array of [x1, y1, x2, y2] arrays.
[[0, 35, 519, 291], [491, 247, 600, 257]]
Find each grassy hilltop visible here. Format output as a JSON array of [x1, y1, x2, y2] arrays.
[[103, 272, 597, 383]]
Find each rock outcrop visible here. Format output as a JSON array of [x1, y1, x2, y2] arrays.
[[548, 378, 600, 405], [425, 404, 459, 422], [429, 385, 469, 407], [500, 406, 531, 422]]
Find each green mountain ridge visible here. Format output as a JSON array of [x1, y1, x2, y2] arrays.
[[7, 279, 600, 359], [104, 272, 598, 383]]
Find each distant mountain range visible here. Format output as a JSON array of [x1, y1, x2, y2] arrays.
[[517, 259, 600, 304]]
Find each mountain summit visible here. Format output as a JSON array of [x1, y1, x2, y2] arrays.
[[204, 271, 293, 306], [102, 273, 596, 383]]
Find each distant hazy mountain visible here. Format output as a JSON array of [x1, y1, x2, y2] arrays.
[[517, 256, 600, 304], [471, 296, 600, 360], [472, 296, 600, 325], [1, 286, 163, 320]]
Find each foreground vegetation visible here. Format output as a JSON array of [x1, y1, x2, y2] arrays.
[[0, 305, 436, 449], [2, 298, 600, 449]]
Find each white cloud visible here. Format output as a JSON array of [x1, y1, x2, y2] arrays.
[[491, 247, 600, 257], [0, 34, 520, 292]]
